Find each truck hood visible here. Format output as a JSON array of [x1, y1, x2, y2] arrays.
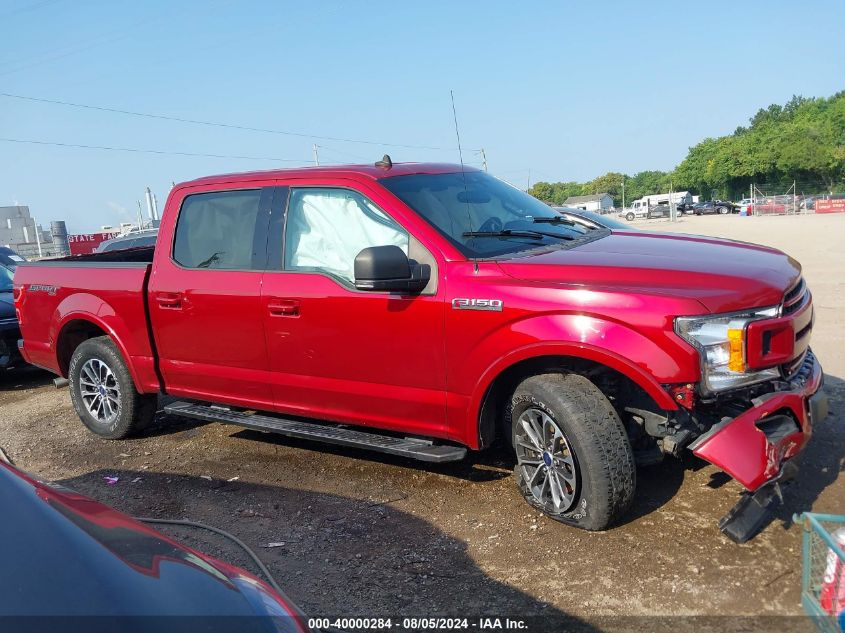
[[496, 231, 801, 313]]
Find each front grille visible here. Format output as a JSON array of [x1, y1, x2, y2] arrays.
[[782, 277, 808, 315], [779, 277, 812, 379]]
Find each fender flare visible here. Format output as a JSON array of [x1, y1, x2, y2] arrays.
[[51, 294, 143, 390]]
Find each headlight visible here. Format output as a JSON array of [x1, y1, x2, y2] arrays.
[[675, 307, 780, 393]]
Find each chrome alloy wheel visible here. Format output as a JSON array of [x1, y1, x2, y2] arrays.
[[515, 408, 580, 514], [79, 358, 121, 424]]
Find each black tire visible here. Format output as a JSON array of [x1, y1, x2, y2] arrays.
[[719, 206, 730, 215], [508, 373, 636, 531], [625, 212, 635, 221], [68, 336, 157, 439]]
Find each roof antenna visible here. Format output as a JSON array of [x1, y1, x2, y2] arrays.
[[450, 90, 476, 272], [375, 154, 392, 169]]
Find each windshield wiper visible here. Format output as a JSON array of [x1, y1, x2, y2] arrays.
[[531, 216, 576, 226], [532, 216, 597, 231], [462, 229, 574, 241]]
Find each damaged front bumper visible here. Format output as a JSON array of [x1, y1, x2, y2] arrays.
[[688, 350, 828, 542]]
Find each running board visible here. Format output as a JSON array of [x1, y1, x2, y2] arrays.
[[164, 401, 467, 463]]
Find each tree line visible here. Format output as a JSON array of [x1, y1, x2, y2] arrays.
[[528, 91, 845, 206]]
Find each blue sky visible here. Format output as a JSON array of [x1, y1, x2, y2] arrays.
[[1, 0, 843, 233]]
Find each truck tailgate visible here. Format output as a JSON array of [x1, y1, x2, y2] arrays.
[[14, 262, 155, 388]]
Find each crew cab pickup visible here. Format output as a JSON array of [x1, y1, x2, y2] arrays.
[[14, 160, 828, 542]]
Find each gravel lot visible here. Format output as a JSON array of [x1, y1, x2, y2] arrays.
[[1, 213, 842, 631]]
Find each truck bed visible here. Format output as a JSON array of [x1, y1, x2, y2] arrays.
[[48, 246, 155, 265], [14, 249, 158, 390]]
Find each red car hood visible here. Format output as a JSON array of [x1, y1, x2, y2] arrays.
[[497, 231, 801, 314]]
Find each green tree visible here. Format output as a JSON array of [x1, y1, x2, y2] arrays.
[[585, 172, 625, 205], [526, 92, 845, 207]]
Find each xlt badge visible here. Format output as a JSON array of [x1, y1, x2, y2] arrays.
[[452, 298, 503, 312]]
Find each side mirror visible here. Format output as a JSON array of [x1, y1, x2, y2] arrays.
[[354, 245, 430, 293]]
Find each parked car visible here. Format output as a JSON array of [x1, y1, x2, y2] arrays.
[[692, 201, 734, 215], [754, 199, 788, 214], [0, 247, 25, 369], [735, 198, 754, 214], [0, 460, 310, 629], [94, 229, 159, 253], [552, 207, 631, 230], [646, 204, 671, 219], [15, 160, 827, 543]]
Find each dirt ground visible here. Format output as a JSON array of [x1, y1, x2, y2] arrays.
[[1, 213, 843, 632]]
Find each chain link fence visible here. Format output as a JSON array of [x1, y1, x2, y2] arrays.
[[750, 181, 844, 216]]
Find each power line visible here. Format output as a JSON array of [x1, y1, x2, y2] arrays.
[[0, 91, 459, 151], [0, 137, 311, 162]]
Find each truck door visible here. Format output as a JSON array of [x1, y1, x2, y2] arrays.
[[148, 183, 277, 410], [260, 182, 448, 438]]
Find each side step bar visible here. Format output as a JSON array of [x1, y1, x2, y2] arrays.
[[163, 401, 467, 464]]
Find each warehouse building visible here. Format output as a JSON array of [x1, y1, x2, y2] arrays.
[[563, 193, 615, 212]]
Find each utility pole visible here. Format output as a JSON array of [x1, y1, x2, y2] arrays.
[[480, 148, 488, 172], [670, 182, 677, 223], [313, 144, 320, 166], [621, 176, 626, 211]]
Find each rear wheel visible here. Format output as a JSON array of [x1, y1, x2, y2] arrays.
[[68, 336, 157, 439], [719, 206, 730, 214], [509, 373, 636, 531]]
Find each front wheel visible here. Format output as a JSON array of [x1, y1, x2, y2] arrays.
[[625, 212, 635, 221], [509, 373, 636, 531], [719, 206, 730, 214], [68, 336, 157, 439]]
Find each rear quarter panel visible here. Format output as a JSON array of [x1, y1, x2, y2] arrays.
[[15, 263, 156, 391]]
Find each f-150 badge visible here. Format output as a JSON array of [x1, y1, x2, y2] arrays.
[[452, 298, 503, 311]]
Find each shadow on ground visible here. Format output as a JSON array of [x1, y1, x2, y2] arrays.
[[0, 365, 53, 391], [58, 468, 596, 632], [228, 426, 689, 522]]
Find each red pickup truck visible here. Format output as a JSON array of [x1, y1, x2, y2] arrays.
[[14, 160, 828, 542]]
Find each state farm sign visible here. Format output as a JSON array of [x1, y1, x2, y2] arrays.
[[67, 232, 120, 255]]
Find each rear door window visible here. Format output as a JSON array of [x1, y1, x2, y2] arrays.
[[173, 189, 263, 269]]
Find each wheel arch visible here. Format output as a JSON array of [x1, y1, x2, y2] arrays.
[[472, 345, 679, 450], [55, 314, 141, 391]]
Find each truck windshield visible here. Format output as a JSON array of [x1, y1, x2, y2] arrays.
[[381, 171, 598, 258]]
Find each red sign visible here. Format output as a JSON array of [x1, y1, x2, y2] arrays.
[[67, 232, 121, 255], [815, 199, 845, 214]]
